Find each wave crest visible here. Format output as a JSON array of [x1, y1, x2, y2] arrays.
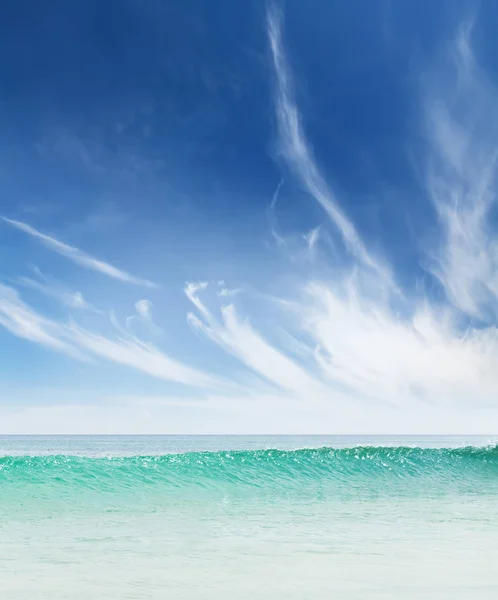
[[1, 446, 498, 497]]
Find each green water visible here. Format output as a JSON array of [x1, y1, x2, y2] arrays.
[[1, 436, 498, 599]]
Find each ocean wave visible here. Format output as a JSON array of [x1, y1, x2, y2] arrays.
[[1, 446, 498, 495]]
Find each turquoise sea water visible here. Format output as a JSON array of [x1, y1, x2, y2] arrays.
[[1, 436, 498, 599]]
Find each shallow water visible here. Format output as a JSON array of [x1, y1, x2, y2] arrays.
[[1, 435, 497, 599]]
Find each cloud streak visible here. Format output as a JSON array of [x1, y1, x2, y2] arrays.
[[0, 284, 221, 390], [423, 21, 498, 322], [186, 282, 327, 399], [2, 217, 157, 288], [14, 268, 99, 312], [176, 8, 498, 414], [184, 272, 498, 412], [267, 4, 390, 280], [126, 299, 162, 335], [298, 279, 498, 408]]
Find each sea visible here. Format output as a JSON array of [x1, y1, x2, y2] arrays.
[[1, 434, 498, 599]]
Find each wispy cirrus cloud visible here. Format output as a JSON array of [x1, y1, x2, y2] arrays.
[[126, 299, 162, 335], [184, 274, 498, 412], [0, 284, 221, 390], [267, 4, 390, 281], [177, 6, 498, 413], [14, 268, 99, 312], [423, 21, 498, 322], [2, 217, 157, 288], [298, 279, 498, 407], [0, 284, 83, 358], [263, 8, 498, 409], [186, 281, 328, 398]]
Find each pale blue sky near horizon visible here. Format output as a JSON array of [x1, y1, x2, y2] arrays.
[[2, 0, 498, 434]]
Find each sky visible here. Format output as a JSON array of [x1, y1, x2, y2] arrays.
[[2, 0, 498, 434]]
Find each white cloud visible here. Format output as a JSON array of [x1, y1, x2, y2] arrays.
[[186, 282, 327, 398], [126, 299, 162, 335], [267, 4, 391, 281], [135, 299, 153, 320], [0, 284, 222, 390], [303, 225, 321, 257], [218, 287, 241, 298], [423, 21, 498, 322], [299, 279, 498, 407], [14, 269, 99, 312], [183, 267, 498, 414], [174, 11, 498, 419], [205, 7, 498, 416], [2, 217, 157, 288], [65, 323, 219, 388], [0, 284, 84, 358]]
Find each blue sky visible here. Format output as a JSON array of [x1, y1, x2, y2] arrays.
[[2, 0, 498, 433]]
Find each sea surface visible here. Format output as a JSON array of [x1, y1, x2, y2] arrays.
[[1, 435, 498, 599]]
